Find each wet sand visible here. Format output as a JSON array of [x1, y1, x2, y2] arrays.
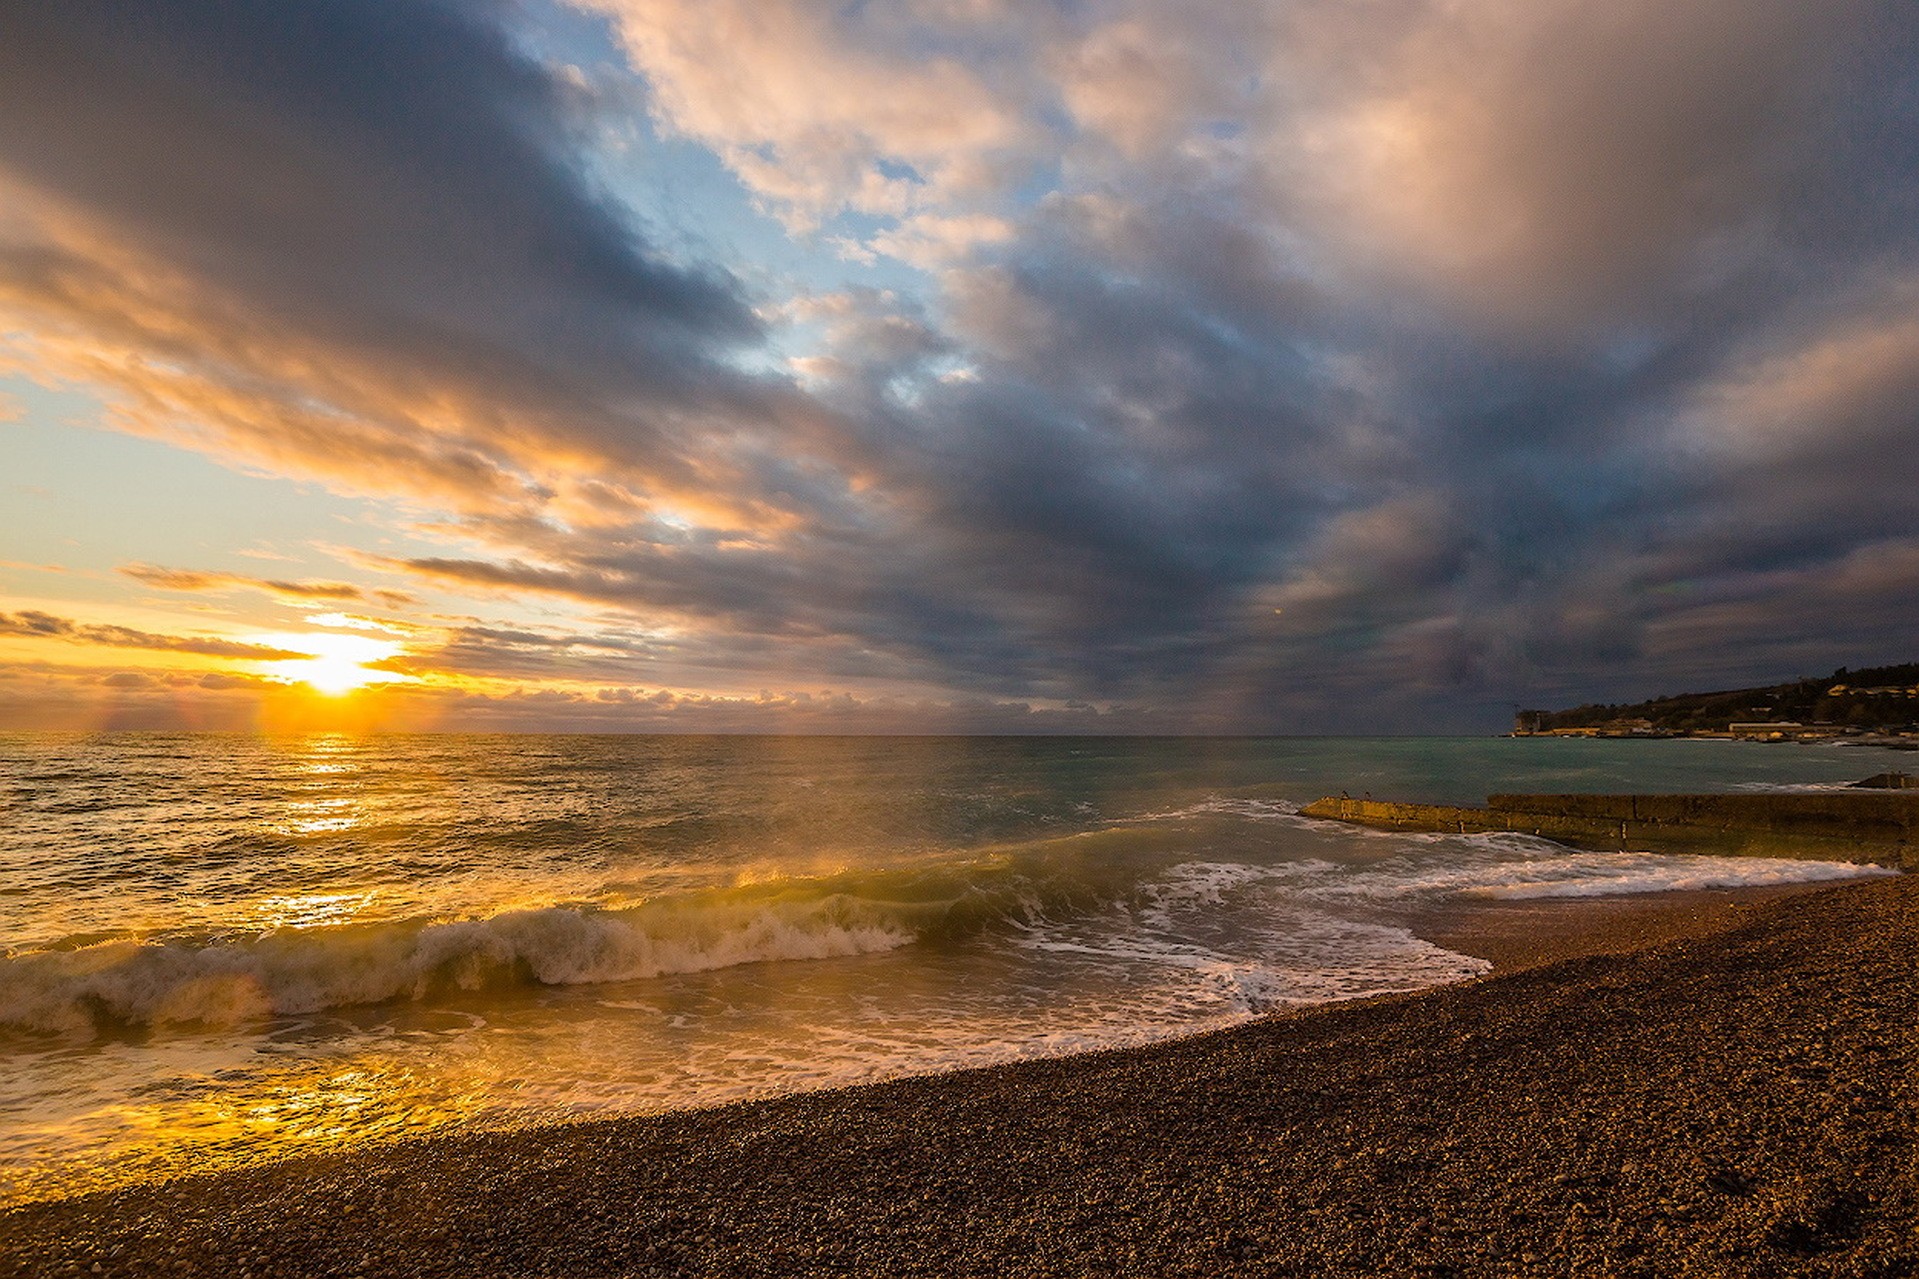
[[2, 874, 1912, 1278]]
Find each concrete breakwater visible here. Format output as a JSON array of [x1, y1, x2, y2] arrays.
[[1299, 792, 1919, 870]]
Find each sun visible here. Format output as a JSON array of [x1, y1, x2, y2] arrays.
[[256, 631, 406, 696], [301, 649, 379, 696]]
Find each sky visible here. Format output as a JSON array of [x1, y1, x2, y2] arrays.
[[2, 0, 1917, 734]]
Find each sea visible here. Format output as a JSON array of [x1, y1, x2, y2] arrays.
[[0, 732, 1903, 1205]]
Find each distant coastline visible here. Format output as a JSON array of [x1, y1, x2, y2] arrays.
[[1514, 661, 1919, 747]]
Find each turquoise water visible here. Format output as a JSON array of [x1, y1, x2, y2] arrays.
[[0, 733, 1902, 1202]]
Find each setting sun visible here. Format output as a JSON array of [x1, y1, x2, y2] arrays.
[[255, 631, 407, 696]]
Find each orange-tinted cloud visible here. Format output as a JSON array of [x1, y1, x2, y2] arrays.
[[0, 610, 304, 660], [587, 0, 1032, 230], [119, 563, 414, 607]]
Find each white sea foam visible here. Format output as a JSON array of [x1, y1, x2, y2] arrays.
[[1138, 859, 1300, 909], [1015, 859, 1491, 1014], [1131, 797, 1302, 822], [1299, 846, 1896, 903], [1017, 908, 1489, 1009], [1454, 854, 1896, 899], [1726, 780, 1861, 793]]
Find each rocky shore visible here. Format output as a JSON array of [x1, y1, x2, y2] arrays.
[[2, 875, 1912, 1278]]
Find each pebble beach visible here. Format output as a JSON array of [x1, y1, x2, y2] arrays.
[[3, 873, 1911, 1278]]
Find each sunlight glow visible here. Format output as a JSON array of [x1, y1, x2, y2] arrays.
[[304, 612, 405, 633], [254, 631, 409, 696]]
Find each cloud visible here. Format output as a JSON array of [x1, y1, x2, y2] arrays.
[[865, 213, 1018, 270], [0, 0, 807, 526], [0, 1, 757, 350], [367, 621, 676, 684], [1683, 293, 1919, 480], [3, 0, 1917, 730], [1051, 15, 1250, 162], [0, 651, 1158, 734], [1246, 0, 1880, 334], [0, 610, 304, 660], [586, 0, 1035, 229], [119, 562, 415, 606]]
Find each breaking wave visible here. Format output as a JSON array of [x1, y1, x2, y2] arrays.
[[4, 805, 1896, 1039], [0, 853, 1137, 1037], [1, 901, 909, 1035]]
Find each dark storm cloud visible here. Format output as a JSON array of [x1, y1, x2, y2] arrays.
[[393, 0, 1919, 726], [369, 621, 675, 683], [0, 0, 801, 514], [867, 291, 1330, 688], [7, 0, 1919, 730], [0, 0, 755, 365]]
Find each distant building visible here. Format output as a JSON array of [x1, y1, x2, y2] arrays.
[[1513, 710, 1549, 735], [1729, 721, 1806, 739]]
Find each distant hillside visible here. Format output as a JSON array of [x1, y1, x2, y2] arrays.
[[1518, 663, 1919, 735]]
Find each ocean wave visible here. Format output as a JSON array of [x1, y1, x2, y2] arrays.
[[0, 898, 919, 1036], [1014, 877, 1491, 1012], [1130, 797, 1303, 823], [0, 851, 1152, 1038]]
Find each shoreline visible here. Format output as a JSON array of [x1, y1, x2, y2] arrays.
[[4, 874, 1911, 1277], [1411, 880, 1848, 974]]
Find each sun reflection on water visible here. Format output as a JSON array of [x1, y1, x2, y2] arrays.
[[275, 798, 361, 837], [265, 735, 374, 836], [244, 891, 380, 931], [0, 1046, 521, 1208]]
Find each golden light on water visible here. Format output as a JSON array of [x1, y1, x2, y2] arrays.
[[247, 891, 378, 927], [2, 1054, 508, 1208]]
